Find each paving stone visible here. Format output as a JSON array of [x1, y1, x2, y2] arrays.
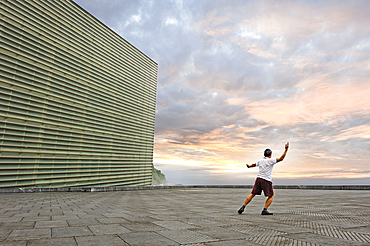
[[143, 214, 179, 221], [252, 221, 314, 233], [34, 220, 69, 228], [310, 219, 367, 229], [27, 237, 77, 246], [0, 189, 369, 245], [74, 213, 107, 219], [0, 240, 27, 246], [51, 215, 79, 221], [312, 227, 370, 244], [122, 215, 157, 223], [66, 218, 101, 227], [0, 217, 22, 223], [38, 212, 64, 217], [88, 224, 131, 235], [123, 222, 167, 232], [190, 226, 249, 240], [181, 218, 220, 227], [22, 216, 51, 222], [285, 232, 366, 246], [96, 217, 130, 225], [118, 231, 178, 245], [153, 220, 199, 230], [75, 235, 129, 246], [157, 229, 219, 244], [203, 239, 262, 245], [0, 230, 12, 240], [52, 226, 93, 237], [343, 225, 370, 235], [208, 217, 248, 226], [225, 223, 286, 238], [247, 234, 321, 246], [8, 228, 51, 240]]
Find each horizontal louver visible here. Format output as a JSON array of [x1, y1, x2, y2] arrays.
[[0, 0, 157, 187]]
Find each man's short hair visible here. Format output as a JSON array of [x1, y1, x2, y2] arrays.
[[264, 149, 272, 157]]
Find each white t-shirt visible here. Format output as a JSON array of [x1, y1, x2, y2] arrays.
[[256, 157, 277, 182]]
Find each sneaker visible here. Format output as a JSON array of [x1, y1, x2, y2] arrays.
[[238, 205, 245, 214], [261, 209, 273, 215]]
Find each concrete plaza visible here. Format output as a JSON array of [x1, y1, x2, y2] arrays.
[[0, 188, 369, 245]]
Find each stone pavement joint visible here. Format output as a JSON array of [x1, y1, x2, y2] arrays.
[[0, 188, 369, 245]]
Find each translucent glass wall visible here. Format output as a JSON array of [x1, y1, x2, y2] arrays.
[[0, 0, 157, 187]]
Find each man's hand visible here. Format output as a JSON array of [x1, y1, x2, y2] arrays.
[[277, 142, 289, 163]]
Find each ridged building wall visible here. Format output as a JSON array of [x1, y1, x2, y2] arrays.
[[0, 0, 158, 187]]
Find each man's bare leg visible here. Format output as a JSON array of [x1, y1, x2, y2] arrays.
[[238, 193, 255, 214], [264, 195, 273, 209], [244, 193, 255, 206], [262, 196, 274, 215]]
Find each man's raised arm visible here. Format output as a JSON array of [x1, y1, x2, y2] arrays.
[[277, 142, 289, 163], [246, 163, 256, 168]]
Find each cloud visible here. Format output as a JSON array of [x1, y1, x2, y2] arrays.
[[74, 0, 370, 185], [321, 125, 370, 142], [244, 79, 370, 126]]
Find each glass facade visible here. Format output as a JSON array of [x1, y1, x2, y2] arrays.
[[0, 0, 157, 187]]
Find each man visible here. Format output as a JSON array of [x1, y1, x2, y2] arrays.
[[238, 142, 289, 215]]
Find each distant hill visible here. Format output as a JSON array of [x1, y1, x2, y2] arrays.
[[152, 167, 168, 185]]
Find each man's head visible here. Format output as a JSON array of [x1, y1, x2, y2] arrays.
[[264, 149, 272, 158]]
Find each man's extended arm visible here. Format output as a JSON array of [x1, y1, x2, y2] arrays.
[[246, 163, 256, 168], [277, 142, 289, 163]]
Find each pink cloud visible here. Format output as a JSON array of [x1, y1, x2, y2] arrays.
[[245, 78, 370, 126], [321, 125, 370, 142]]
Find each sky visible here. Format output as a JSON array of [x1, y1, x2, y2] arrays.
[[74, 0, 370, 185]]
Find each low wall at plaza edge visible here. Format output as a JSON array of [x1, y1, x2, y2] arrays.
[[0, 185, 369, 193]]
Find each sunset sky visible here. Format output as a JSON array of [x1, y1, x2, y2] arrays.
[[75, 0, 370, 185]]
